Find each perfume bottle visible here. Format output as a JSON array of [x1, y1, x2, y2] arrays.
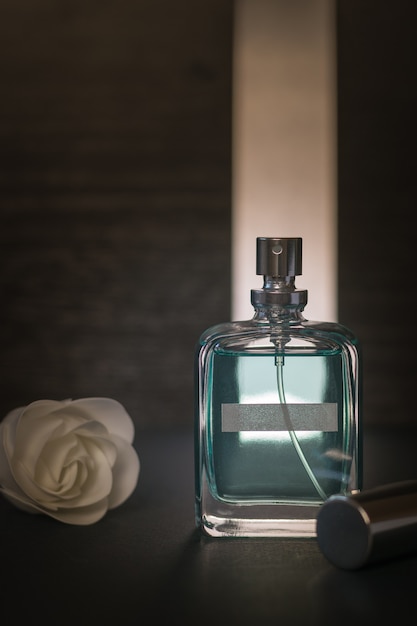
[[195, 237, 361, 537]]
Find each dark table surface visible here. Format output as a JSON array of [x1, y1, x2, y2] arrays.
[[2, 425, 417, 626]]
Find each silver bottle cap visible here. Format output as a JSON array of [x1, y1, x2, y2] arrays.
[[316, 480, 417, 570], [256, 237, 302, 277], [251, 237, 307, 308]]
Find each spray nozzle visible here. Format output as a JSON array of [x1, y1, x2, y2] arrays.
[[251, 237, 308, 307], [256, 237, 302, 278]]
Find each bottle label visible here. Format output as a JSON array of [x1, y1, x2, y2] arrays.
[[221, 403, 338, 432]]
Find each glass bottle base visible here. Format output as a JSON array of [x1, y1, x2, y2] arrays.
[[199, 513, 319, 538], [196, 489, 321, 537]]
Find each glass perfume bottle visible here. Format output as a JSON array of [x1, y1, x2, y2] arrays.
[[195, 237, 361, 537]]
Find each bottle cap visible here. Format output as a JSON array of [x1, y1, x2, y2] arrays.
[[256, 237, 302, 277], [316, 480, 417, 570], [251, 237, 307, 308]]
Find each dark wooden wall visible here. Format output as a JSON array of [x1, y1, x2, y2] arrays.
[[337, 0, 417, 426], [0, 1, 233, 430], [1, 1, 416, 432]]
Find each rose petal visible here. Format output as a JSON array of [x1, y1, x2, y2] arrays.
[[107, 436, 140, 509], [46, 498, 110, 525], [12, 411, 82, 475], [80, 430, 119, 468], [70, 398, 135, 442], [35, 434, 89, 496], [0, 420, 23, 494], [0, 484, 45, 514], [56, 437, 114, 508], [1, 485, 109, 525], [1, 407, 25, 466]]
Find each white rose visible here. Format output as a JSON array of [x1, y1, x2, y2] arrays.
[[0, 397, 140, 525]]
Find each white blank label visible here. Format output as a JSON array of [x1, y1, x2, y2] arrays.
[[221, 403, 338, 432]]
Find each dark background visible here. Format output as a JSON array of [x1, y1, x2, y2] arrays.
[[0, 0, 415, 433], [337, 0, 416, 427], [0, 0, 233, 430]]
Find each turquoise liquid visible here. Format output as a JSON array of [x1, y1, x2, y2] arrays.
[[206, 350, 354, 504]]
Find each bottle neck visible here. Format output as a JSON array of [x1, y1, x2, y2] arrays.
[[250, 273, 308, 323], [252, 304, 306, 324]]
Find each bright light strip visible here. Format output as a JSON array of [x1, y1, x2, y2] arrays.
[[232, 0, 337, 322]]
